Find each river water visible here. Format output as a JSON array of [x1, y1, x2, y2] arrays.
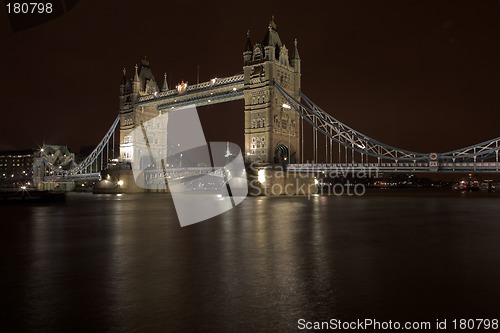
[[1, 191, 500, 332]]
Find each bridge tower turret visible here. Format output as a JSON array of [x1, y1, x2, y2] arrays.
[[118, 67, 134, 161], [119, 68, 132, 109], [132, 64, 140, 100], [243, 16, 301, 165], [119, 58, 161, 162]]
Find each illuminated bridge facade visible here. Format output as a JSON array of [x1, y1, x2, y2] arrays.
[[38, 17, 500, 184]]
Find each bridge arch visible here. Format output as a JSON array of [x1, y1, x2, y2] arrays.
[[275, 143, 297, 164]]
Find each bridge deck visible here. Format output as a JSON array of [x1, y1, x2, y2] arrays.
[[137, 74, 245, 110], [289, 162, 500, 173]]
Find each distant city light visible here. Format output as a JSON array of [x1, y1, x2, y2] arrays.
[[117, 180, 124, 187]]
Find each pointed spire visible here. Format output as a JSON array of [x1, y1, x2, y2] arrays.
[[269, 15, 277, 30], [132, 64, 140, 94], [245, 29, 252, 52], [134, 64, 139, 82], [262, 15, 281, 48], [162, 72, 169, 91], [293, 38, 300, 60], [120, 67, 127, 85]]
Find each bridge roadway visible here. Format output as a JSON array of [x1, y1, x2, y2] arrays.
[[43, 167, 226, 183], [45, 161, 500, 184], [288, 162, 500, 173], [44, 173, 102, 182]]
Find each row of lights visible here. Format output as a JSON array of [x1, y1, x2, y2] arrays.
[[2, 173, 31, 177], [167, 87, 240, 109]]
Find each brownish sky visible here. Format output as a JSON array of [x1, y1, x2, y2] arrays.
[[1, 0, 500, 161]]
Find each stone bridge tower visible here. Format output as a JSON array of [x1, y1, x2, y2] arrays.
[[119, 57, 167, 162], [243, 17, 301, 165]]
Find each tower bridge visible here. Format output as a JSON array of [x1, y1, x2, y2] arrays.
[[36, 17, 500, 189]]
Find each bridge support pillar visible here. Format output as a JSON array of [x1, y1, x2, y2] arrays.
[[247, 164, 317, 196], [93, 165, 149, 194]]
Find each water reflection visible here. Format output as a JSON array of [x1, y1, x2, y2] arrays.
[[2, 192, 500, 331]]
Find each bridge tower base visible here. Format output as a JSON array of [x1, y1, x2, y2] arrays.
[[247, 165, 317, 196]]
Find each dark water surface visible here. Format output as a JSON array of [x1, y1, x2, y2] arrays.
[[1, 191, 500, 332]]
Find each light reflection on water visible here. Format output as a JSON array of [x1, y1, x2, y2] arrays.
[[1, 191, 500, 331]]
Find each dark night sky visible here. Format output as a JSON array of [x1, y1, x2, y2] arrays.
[[1, 0, 500, 160]]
